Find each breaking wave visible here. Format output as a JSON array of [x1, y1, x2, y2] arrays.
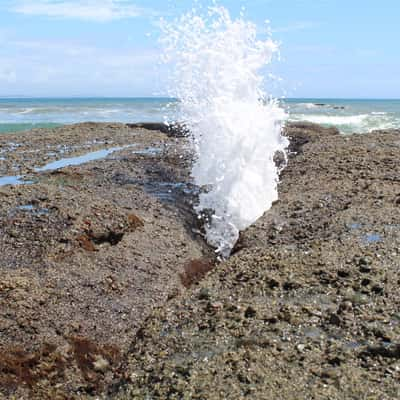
[[289, 112, 399, 134], [293, 114, 370, 126]]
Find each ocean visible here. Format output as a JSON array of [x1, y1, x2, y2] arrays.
[[0, 97, 399, 135], [285, 98, 400, 134], [0, 97, 176, 134]]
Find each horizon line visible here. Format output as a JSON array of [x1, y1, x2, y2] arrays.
[[0, 96, 399, 101]]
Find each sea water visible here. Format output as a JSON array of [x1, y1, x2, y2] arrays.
[[285, 98, 400, 134], [1, 98, 399, 136], [0, 97, 177, 133]]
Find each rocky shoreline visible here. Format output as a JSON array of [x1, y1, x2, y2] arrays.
[[0, 122, 399, 399]]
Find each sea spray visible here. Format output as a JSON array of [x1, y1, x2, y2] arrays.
[[161, 6, 288, 256]]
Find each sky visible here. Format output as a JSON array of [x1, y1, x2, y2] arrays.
[[0, 0, 398, 98]]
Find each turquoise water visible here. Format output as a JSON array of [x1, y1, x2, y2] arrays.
[[0, 122, 62, 134], [0, 97, 399, 135], [0, 97, 176, 134]]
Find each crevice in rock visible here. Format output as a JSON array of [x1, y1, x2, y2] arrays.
[[89, 231, 124, 246], [126, 122, 189, 138]]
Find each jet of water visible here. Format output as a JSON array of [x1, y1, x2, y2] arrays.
[[161, 6, 288, 256]]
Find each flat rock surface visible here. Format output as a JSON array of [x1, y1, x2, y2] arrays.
[[0, 123, 211, 399], [1, 122, 400, 399]]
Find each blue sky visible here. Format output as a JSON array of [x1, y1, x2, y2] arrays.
[[0, 0, 398, 98]]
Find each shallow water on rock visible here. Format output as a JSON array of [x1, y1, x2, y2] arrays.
[[35, 146, 133, 172], [347, 222, 386, 245], [0, 175, 28, 186], [362, 233, 383, 244], [16, 204, 50, 216], [131, 147, 162, 156], [0, 145, 137, 186]]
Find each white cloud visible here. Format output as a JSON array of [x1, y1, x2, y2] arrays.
[[0, 37, 162, 95], [10, 0, 148, 22]]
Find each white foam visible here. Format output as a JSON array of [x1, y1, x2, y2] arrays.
[[16, 108, 35, 115], [291, 114, 369, 126], [297, 103, 319, 109], [289, 111, 400, 134], [161, 6, 288, 256]]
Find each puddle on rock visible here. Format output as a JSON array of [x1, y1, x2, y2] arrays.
[[16, 204, 50, 216], [0, 145, 136, 186], [18, 204, 34, 211], [362, 233, 383, 244], [132, 147, 162, 156], [346, 222, 384, 245], [348, 223, 363, 230], [35, 146, 133, 172], [0, 175, 32, 186]]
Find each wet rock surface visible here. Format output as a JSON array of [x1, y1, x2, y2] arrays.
[[1, 122, 400, 399]]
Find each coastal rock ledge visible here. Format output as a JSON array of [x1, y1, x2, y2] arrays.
[[0, 122, 400, 399]]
